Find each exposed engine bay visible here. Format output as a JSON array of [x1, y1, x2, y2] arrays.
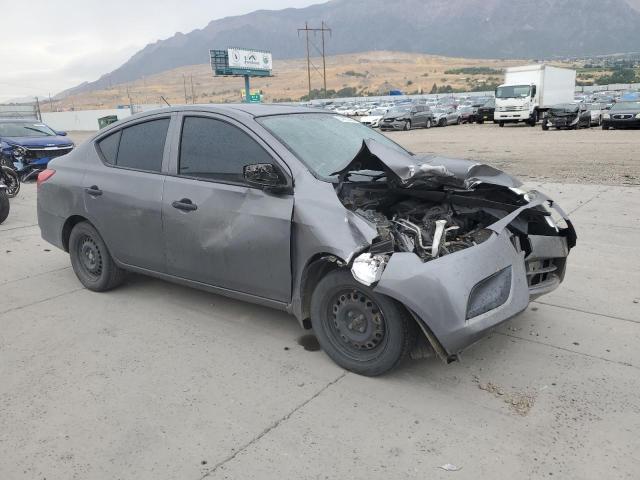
[[332, 139, 576, 286]]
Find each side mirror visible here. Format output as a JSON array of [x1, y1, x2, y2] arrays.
[[56, 131, 67, 136], [243, 163, 290, 193]]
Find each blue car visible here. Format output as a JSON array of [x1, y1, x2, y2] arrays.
[[0, 118, 74, 181]]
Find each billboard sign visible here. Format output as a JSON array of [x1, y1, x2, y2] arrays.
[[228, 48, 272, 74]]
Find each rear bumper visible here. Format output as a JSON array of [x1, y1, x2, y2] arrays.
[[37, 202, 66, 251]]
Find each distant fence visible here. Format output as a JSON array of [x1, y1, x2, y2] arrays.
[[41, 108, 132, 131], [0, 104, 40, 120]]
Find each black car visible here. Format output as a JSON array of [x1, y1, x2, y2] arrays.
[[542, 103, 591, 130], [475, 98, 496, 124], [602, 101, 640, 130], [380, 105, 435, 131]]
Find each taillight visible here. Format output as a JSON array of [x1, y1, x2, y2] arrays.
[[37, 169, 56, 187]]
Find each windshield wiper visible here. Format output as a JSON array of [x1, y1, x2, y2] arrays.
[[23, 127, 53, 136]]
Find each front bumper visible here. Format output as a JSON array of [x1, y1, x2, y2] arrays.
[[603, 118, 640, 129], [380, 120, 409, 130], [545, 117, 578, 128], [494, 110, 530, 122], [374, 195, 574, 356]]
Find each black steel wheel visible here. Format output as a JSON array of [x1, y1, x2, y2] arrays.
[[69, 222, 127, 291], [311, 269, 416, 376]]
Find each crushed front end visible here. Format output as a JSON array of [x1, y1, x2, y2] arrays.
[[335, 140, 576, 359]]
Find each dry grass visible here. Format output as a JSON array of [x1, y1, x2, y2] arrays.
[[54, 51, 550, 110]]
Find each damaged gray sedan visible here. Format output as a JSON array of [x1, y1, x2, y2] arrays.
[[37, 105, 576, 376]]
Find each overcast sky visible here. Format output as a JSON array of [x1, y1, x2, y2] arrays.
[[0, 0, 320, 102]]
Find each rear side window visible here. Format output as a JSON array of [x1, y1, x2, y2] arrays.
[[117, 119, 170, 172], [97, 118, 169, 172], [179, 116, 273, 183], [97, 130, 120, 165]]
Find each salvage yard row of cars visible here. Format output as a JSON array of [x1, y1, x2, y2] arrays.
[[315, 89, 640, 131]]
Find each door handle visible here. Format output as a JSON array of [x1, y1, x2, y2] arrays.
[[172, 198, 198, 212], [85, 186, 103, 197]]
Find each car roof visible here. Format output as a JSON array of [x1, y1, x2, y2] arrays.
[[131, 103, 328, 120]]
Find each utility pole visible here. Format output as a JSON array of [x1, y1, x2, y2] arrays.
[[48, 93, 53, 112], [297, 22, 332, 99], [190, 75, 196, 104], [35, 96, 42, 121], [183, 74, 188, 104]]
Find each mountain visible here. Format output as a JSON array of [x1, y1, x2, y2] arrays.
[[63, 0, 640, 96]]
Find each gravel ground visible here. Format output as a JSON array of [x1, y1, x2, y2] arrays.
[[71, 121, 640, 186], [385, 122, 640, 186]]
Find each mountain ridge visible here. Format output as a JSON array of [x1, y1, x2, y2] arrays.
[[60, 0, 640, 97]]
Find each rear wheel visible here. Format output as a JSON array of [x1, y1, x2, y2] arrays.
[[542, 123, 549, 131], [69, 222, 127, 292], [426, 119, 432, 129], [499, 121, 505, 127], [0, 189, 9, 224], [1, 166, 20, 198], [310, 269, 416, 376], [404, 120, 411, 131]]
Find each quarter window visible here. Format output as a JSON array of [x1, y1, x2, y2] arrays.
[[97, 130, 120, 165], [179, 116, 274, 183]]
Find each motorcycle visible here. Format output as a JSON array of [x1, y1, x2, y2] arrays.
[[0, 157, 20, 198]]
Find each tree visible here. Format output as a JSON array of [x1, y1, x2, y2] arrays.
[[430, 83, 438, 94]]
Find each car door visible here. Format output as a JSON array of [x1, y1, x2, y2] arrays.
[[162, 113, 294, 303], [85, 115, 171, 272]]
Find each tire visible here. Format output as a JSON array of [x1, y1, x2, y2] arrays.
[[403, 120, 411, 131], [69, 222, 127, 292], [1, 166, 20, 198], [477, 119, 484, 124], [499, 121, 505, 127], [528, 111, 538, 127], [310, 269, 416, 376], [425, 119, 432, 129], [439, 118, 447, 127], [542, 123, 549, 131], [0, 189, 9, 224], [602, 125, 609, 130]]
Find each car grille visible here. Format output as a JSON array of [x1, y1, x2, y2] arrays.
[[25, 146, 73, 160], [612, 114, 634, 120], [526, 258, 559, 289], [383, 118, 394, 123], [497, 106, 525, 112]]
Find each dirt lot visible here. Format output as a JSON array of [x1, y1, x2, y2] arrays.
[[70, 122, 640, 186], [386, 123, 640, 186]]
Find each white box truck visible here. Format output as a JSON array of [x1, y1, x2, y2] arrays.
[[494, 65, 576, 127]]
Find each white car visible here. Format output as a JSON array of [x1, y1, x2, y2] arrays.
[[360, 108, 388, 128], [586, 103, 604, 126]]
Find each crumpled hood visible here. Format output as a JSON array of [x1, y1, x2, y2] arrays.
[[333, 139, 523, 189], [1, 136, 73, 148]]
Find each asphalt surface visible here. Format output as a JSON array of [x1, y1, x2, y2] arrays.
[[1, 132, 639, 479]]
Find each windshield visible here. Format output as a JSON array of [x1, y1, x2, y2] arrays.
[[370, 109, 386, 116], [258, 113, 410, 180], [0, 122, 56, 137], [551, 104, 578, 112], [496, 85, 531, 99], [612, 101, 640, 111]]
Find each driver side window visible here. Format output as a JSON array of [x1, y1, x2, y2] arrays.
[[179, 116, 274, 184]]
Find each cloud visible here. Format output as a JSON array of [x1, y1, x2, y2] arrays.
[[0, 0, 319, 102]]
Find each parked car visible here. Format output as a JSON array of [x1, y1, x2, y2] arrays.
[[542, 103, 591, 130], [360, 108, 388, 128], [476, 98, 496, 124], [0, 118, 74, 181], [586, 103, 604, 126], [457, 106, 477, 124], [37, 105, 576, 376], [380, 105, 434, 131], [602, 101, 640, 130], [433, 107, 460, 127]]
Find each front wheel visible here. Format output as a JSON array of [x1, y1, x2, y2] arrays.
[[499, 121, 505, 127], [69, 222, 127, 292], [425, 119, 432, 129], [1, 166, 20, 198], [310, 269, 416, 376], [404, 120, 411, 131], [542, 123, 549, 131], [0, 189, 9, 224]]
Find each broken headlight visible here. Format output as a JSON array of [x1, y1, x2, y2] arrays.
[[351, 253, 388, 287]]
